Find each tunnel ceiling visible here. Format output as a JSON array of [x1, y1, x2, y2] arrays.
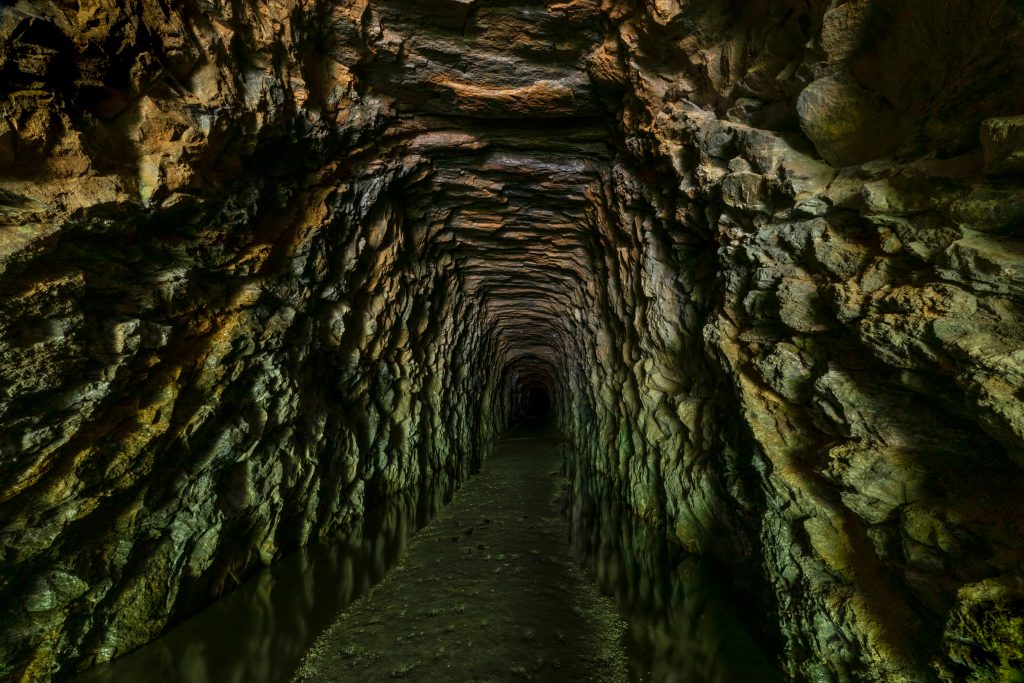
[[360, 0, 616, 383], [3, 0, 1024, 681]]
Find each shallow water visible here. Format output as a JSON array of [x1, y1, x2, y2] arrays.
[[79, 427, 782, 682], [293, 424, 628, 682], [77, 476, 457, 683], [563, 459, 784, 682]]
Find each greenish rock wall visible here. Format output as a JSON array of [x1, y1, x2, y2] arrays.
[[550, 2, 1024, 681]]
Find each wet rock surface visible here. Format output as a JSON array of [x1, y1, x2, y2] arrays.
[[1, 0, 1024, 681], [77, 474, 457, 683], [562, 454, 783, 682]]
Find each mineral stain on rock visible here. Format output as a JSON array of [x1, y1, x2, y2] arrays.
[[2, 0, 1024, 681]]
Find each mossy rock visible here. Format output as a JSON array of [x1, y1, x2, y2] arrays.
[[938, 577, 1024, 682]]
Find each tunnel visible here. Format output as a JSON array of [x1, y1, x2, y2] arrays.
[[2, 0, 1024, 681], [521, 385, 551, 421]]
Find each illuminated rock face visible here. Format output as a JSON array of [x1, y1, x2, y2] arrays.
[[2, 1, 1024, 680]]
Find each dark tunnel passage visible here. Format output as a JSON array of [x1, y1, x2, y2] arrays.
[[501, 356, 557, 425], [3, 0, 1024, 681], [522, 385, 551, 421]]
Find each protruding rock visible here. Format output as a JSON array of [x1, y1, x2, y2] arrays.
[[797, 73, 904, 166], [980, 116, 1024, 175]]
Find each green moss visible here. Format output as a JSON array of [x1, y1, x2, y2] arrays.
[[941, 579, 1024, 682]]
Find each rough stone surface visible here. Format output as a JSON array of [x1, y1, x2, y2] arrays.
[[2, 1, 1024, 681], [981, 116, 1024, 175]]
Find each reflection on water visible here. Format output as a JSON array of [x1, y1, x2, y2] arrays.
[[563, 460, 784, 683], [78, 476, 456, 683]]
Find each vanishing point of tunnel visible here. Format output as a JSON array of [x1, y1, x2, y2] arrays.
[[2, 1, 1024, 681]]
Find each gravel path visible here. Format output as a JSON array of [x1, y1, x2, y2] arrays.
[[293, 426, 628, 682]]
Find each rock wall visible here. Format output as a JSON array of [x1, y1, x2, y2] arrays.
[[2, 0, 1024, 681], [0, 1, 512, 677], [553, 2, 1024, 681]]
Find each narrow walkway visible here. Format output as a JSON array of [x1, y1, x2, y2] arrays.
[[293, 425, 628, 682]]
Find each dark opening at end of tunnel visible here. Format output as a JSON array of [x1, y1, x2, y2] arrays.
[[500, 355, 558, 429], [523, 385, 550, 421]]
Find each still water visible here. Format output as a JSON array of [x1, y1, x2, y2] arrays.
[[80, 439, 781, 683], [563, 459, 784, 683], [78, 477, 457, 683]]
